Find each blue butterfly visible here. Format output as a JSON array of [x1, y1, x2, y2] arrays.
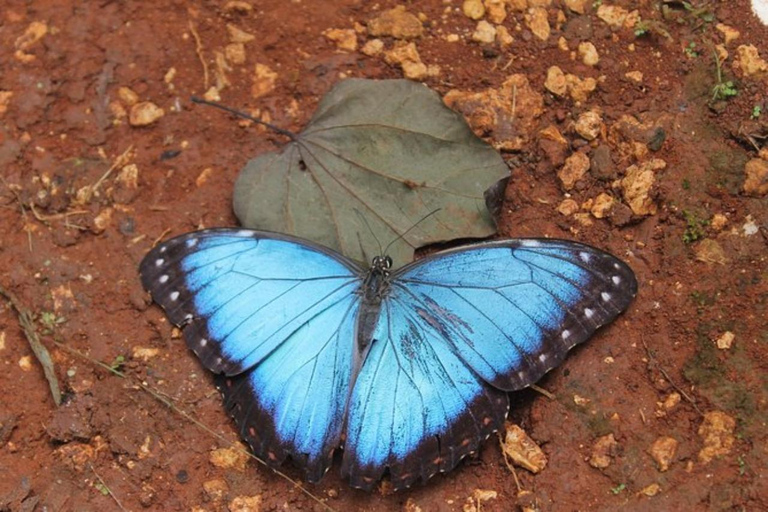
[[139, 229, 636, 490]]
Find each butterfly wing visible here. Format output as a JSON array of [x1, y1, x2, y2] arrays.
[[139, 229, 364, 480], [342, 239, 636, 490]]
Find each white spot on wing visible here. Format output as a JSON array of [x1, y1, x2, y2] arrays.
[[170, 291, 180, 301], [159, 246, 167, 253], [237, 230, 252, 237], [612, 275, 621, 285], [538, 354, 548, 363], [155, 258, 164, 267], [159, 275, 169, 284], [584, 308, 595, 319], [200, 338, 208, 347], [185, 238, 198, 248], [613, 262, 620, 269], [562, 329, 571, 339], [579, 252, 591, 263], [520, 240, 542, 247], [601, 292, 611, 301]]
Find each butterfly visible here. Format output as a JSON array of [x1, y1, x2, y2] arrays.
[[139, 228, 636, 491]]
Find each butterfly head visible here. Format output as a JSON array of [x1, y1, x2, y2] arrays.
[[371, 255, 393, 273]]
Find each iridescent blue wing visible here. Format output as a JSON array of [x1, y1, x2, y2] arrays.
[[139, 229, 363, 481], [342, 239, 636, 490]]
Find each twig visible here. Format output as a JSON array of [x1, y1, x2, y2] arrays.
[[55, 341, 337, 512], [0, 285, 62, 406], [499, 434, 523, 494], [89, 464, 127, 512], [530, 383, 555, 400], [151, 228, 172, 248], [188, 20, 209, 90], [642, 339, 703, 415], [87, 145, 134, 202]]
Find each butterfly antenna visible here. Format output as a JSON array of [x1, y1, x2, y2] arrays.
[[353, 209, 384, 257], [190, 96, 298, 141], [383, 208, 441, 255]]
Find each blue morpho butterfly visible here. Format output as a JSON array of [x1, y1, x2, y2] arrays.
[[139, 228, 636, 490]]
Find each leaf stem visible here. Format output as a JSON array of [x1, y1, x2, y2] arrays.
[[191, 96, 298, 141]]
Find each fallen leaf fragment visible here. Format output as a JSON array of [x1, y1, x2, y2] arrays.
[[501, 423, 547, 473]]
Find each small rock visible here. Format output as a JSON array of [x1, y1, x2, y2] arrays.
[[649, 436, 677, 472], [698, 411, 736, 463], [91, 208, 112, 234], [472, 21, 497, 44], [132, 347, 160, 361], [715, 331, 735, 350], [368, 5, 424, 39], [596, 5, 635, 29], [225, 43, 246, 64], [662, 392, 681, 411], [609, 202, 634, 227], [621, 159, 666, 216], [557, 198, 579, 216], [496, 26, 514, 46], [578, 42, 599, 66], [361, 38, 384, 56], [227, 24, 255, 44], [716, 23, 740, 45], [558, 152, 590, 190], [203, 479, 229, 501], [735, 44, 768, 78], [591, 193, 614, 218], [625, 71, 644, 83], [464, 489, 497, 512], [118, 86, 139, 106], [710, 213, 728, 231], [384, 42, 438, 80], [695, 239, 727, 265], [484, 0, 507, 24], [575, 110, 603, 140], [526, 8, 551, 41], [55, 442, 97, 473], [323, 28, 357, 52], [640, 483, 661, 497], [462, 0, 486, 20], [501, 423, 547, 473], [565, 74, 597, 103], [591, 145, 616, 181], [743, 158, 768, 196], [0, 91, 12, 117], [129, 102, 164, 127], [564, 0, 588, 14], [574, 212, 594, 226], [444, 74, 543, 151], [251, 63, 277, 99], [209, 446, 249, 471], [229, 495, 262, 512], [545, 66, 567, 96], [196, 167, 214, 187], [589, 433, 618, 469], [14, 21, 48, 62], [223, 1, 253, 13]]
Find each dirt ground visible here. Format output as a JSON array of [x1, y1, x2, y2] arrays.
[[0, 0, 766, 511]]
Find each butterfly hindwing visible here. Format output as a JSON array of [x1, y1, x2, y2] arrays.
[[139, 229, 364, 479], [342, 238, 636, 489], [341, 295, 509, 490]]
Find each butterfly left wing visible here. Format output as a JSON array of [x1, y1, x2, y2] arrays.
[[342, 238, 636, 490], [139, 229, 364, 481]]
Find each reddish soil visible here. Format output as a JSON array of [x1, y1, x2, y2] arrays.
[[1, 1, 766, 511]]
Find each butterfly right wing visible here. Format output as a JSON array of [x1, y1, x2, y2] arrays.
[[139, 229, 363, 480]]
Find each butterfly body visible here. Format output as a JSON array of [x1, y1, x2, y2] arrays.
[[140, 229, 636, 490]]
